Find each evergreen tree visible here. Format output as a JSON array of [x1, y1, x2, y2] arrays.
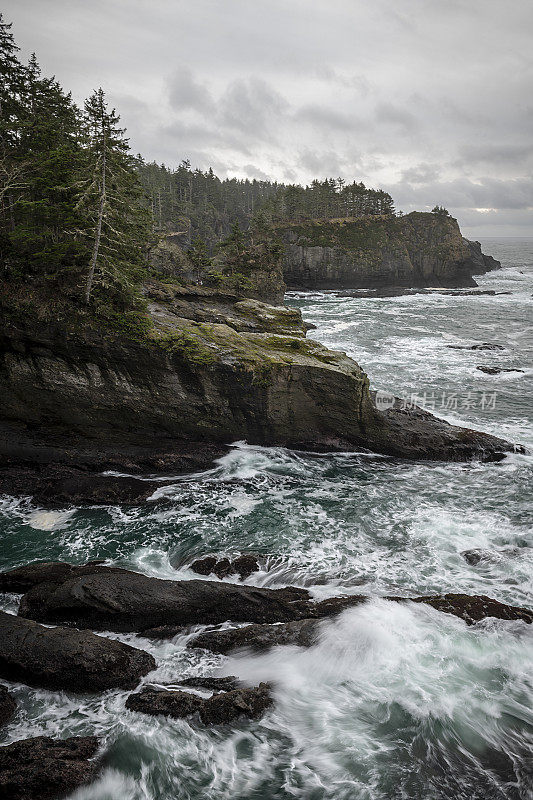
[[77, 88, 151, 305], [187, 236, 211, 283]]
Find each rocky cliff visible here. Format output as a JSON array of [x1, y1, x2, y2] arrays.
[[280, 212, 500, 290], [0, 273, 520, 501]]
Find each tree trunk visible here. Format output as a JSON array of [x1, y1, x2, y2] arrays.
[[85, 137, 106, 304]]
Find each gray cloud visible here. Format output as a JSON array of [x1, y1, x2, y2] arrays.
[[4, 0, 533, 235], [168, 67, 211, 112]]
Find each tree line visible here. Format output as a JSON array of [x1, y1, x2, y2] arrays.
[[0, 14, 151, 308], [1, 13, 400, 311]]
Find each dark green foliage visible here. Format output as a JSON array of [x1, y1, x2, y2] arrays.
[[137, 165, 396, 254], [187, 236, 211, 283], [0, 15, 151, 310], [77, 88, 152, 306], [263, 179, 395, 223], [431, 205, 450, 216], [137, 159, 282, 250]]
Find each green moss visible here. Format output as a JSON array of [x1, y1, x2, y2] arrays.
[[152, 329, 217, 365], [101, 310, 153, 342]]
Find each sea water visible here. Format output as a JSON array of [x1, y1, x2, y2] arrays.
[[0, 239, 532, 799]]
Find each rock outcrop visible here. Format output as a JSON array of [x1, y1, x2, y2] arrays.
[[0, 278, 521, 490], [0, 560, 130, 593], [280, 212, 500, 290], [16, 565, 532, 637], [126, 682, 273, 725], [0, 736, 99, 800], [189, 619, 320, 654], [0, 611, 156, 691], [18, 571, 312, 632], [190, 554, 260, 581]]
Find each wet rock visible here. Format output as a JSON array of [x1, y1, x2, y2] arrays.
[[189, 556, 217, 576], [0, 735, 99, 800], [311, 595, 369, 618], [366, 393, 522, 462], [200, 683, 272, 724], [189, 619, 320, 654], [212, 558, 233, 579], [126, 687, 203, 718], [232, 554, 261, 580], [0, 611, 156, 692], [0, 686, 16, 727], [476, 366, 524, 375], [190, 553, 261, 581], [462, 549, 498, 566], [177, 676, 240, 692], [447, 343, 505, 350], [0, 560, 129, 593], [140, 624, 184, 640], [19, 571, 312, 632], [126, 683, 273, 725], [0, 464, 161, 508], [405, 593, 532, 624], [461, 547, 521, 566]]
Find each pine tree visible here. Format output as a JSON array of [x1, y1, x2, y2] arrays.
[[78, 88, 151, 305], [187, 236, 211, 283]]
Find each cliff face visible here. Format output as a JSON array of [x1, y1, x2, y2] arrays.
[[280, 212, 500, 290], [0, 279, 517, 476]]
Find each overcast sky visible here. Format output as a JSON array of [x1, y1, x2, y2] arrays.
[[5, 0, 533, 236]]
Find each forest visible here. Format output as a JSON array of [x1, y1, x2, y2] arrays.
[[1, 13, 395, 311]]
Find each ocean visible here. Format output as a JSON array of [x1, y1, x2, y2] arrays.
[[1, 239, 532, 799]]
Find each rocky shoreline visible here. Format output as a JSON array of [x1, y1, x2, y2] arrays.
[[1, 559, 531, 796]]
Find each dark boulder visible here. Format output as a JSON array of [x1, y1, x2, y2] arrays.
[[233, 554, 261, 580], [0, 735, 99, 800], [126, 687, 203, 718], [0, 685, 16, 727], [126, 683, 273, 725], [18, 571, 311, 632], [476, 366, 524, 375], [190, 553, 261, 581], [200, 683, 272, 724], [189, 619, 320, 654], [404, 593, 532, 624], [0, 611, 156, 692], [0, 464, 161, 508], [0, 560, 129, 594], [189, 556, 217, 576]]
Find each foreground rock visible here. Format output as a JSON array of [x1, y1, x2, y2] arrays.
[[18, 567, 532, 636], [405, 594, 533, 624], [0, 686, 16, 727], [19, 571, 311, 632], [0, 611, 156, 691], [190, 554, 260, 581], [0, 736, 99, 800], [0, 560, 130, 593], [189, 619, 320, 654], [126, 683, 272, 725], [190, 595, 532, 654]]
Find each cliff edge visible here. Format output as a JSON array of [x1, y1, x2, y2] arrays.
[[280, 212, 500, 290]]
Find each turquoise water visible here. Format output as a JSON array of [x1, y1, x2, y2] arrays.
[[0, 240, 532, 799]]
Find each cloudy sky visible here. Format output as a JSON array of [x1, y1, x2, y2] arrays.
[[5, 0, 533, 236]]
